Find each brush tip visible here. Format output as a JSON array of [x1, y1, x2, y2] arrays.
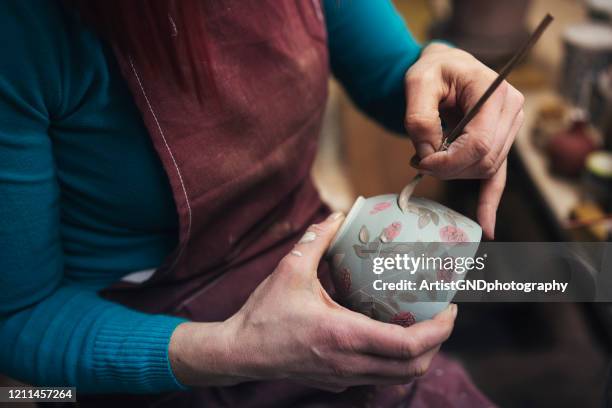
[[398, 175, 422, 212]]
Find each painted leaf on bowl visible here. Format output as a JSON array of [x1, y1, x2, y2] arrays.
[[391, 242, 416, 255], [442, 211, 457, 226], [425, 241, 440, 255], [417, 207, 439, 224], [402, 203, 420, 214], [397, 291, 418, 303], [418, 207, 432, 216], [358, 225, 370, 243], [443, 209, 475, 229], [357, 294, 378, 319], [353, 244, 369, 259], [413, 241, 426, 255], [418, 214, 430, 229], [430, 211, 440, 226], [427, 286, 438, 300], [353, 242, 380, 259], [375, 297, 398, 317], [356, 292, 398, 319], [384, 292, 399, 310]]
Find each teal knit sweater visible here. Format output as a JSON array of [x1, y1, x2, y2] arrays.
[[0, 0, 422, 393]]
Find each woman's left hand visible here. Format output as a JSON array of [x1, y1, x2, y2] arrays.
[[403, 43, 525, 239]]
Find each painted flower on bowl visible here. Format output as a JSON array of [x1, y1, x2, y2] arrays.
[[326, 194, 481, 325], [439, 225, 469, 243], [437, 264, 455, 283], [380, 222, 402, 243], [370, 201, 392, 215], [390, 311, 416, 327], [335, 267, 352, 298]]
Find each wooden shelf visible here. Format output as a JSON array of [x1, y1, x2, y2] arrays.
[[514, 90, 584, 230]]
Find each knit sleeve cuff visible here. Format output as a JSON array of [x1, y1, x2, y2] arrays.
[[88, 308, 189, 393]]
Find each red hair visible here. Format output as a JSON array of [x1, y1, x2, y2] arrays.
[[68, 0, 214, 102]]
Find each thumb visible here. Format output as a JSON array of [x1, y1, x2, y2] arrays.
[[404, 71, 446, 159], [293, 211, 345, 270]]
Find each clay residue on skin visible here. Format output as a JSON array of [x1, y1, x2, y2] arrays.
[[330, 212, 344, 220], [290, 250, 303, 257], [298, 231, 317, 244]]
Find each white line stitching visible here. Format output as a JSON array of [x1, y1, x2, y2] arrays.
[[128, 56, 192, 272], [311, 0, 324, 21], [168, 14, 178, 37]]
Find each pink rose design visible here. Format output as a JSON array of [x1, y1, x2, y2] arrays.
[[439, 225, 468, 243], [381, 222, 402, 242], [437, 266, 454, 283], [390, 311, 416, 327], [336, 268, 352, 297], [370, 201, 392, 215]]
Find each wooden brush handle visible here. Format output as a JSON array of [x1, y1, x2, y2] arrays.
[[440, 14, 554, 150]]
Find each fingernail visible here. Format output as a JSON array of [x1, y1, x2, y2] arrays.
[[329, 211, 344, 221], [450, 303, 458, 318], [416, 142, 435, 159], [419, 169, 433, 176], [484, 226, 494, 241]]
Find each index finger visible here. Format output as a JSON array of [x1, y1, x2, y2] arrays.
[[477, 159, 507, 240], [347, 304, 457, 359], [417, 81, 508, 178], [404, 67, 446, 159]]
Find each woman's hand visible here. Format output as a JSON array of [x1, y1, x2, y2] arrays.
[[404, 43, 525, 239], [169, 212, 457, 391]]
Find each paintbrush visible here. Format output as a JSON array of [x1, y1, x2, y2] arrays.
[[398, 13, 554, 213]]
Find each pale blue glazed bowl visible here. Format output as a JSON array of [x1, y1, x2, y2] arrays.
[[327, 194, 482, 326]]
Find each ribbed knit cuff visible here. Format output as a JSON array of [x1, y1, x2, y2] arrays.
[[90, 309, 189, 393]]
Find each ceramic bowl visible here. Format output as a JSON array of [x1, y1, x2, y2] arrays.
[[326, 194, 482, 326]]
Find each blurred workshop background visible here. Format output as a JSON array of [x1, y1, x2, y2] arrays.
[[2, 1, 612, 407], [312, 0, 612, 407]]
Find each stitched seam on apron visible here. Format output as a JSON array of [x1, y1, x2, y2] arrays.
[[311, 0, 323, 21], [128, 56, 192, 272]]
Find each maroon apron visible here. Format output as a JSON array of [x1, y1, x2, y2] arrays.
[[84, 1, 495, 406]]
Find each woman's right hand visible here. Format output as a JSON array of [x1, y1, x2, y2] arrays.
[[169, 212, 457, 392]]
